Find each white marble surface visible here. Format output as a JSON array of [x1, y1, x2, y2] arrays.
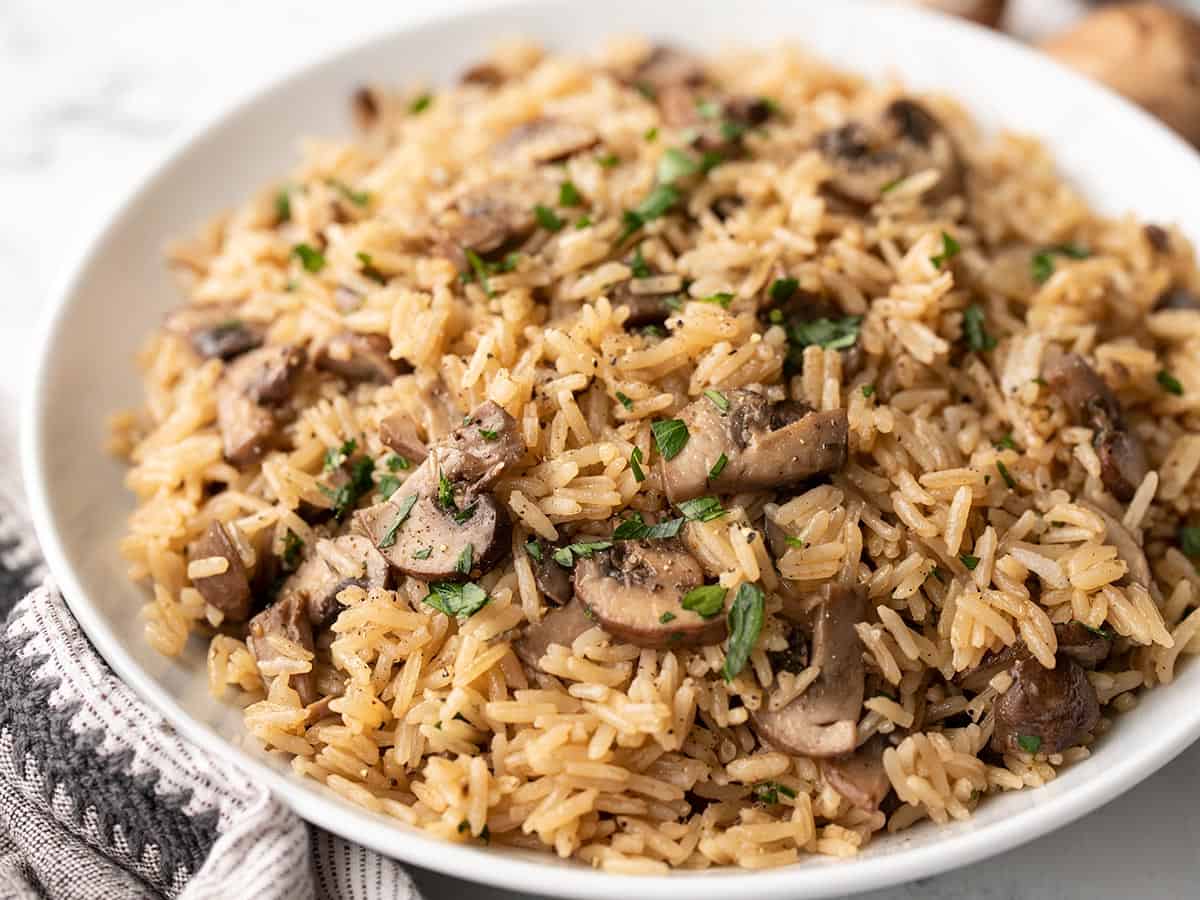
[[4, 1, 1198, 897]]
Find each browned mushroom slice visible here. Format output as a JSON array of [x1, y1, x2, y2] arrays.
[[1044, 353, 1148, 501], [1053, 621, 1112, 670], [991, 656, 1100, 755], [281, 534, 391, 628], [379, 413, 429, 463], [819, 735, 891, 812], [314, 332, 404, 384], [513, 600, 596, 671], [357, 492, 511, 581], [531, 546, 573, 606], [613, 284, 675, 329], [956, 641, 1029, 693], [351, 86, 379, 129], [247, 593, 318, 705], [1154, 287, 1200, 311], [165, 305, 264, 361], [752, 584, 867, 758], [880, 99, 964, 202], [624, 45, 710, 128], [215, 344, 306, 467], [494, 117, 599, 165], [187, 521, 253, 622], [572, 539, 722, 649], [662, 390, 848, 503], [460, 61, 506, 87], [816, 124, 906, 208], [438, 400, 525, 491], [1076, 499, 1162, 604], [432, 179, 538, 267]]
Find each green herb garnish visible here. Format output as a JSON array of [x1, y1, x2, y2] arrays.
[[657, 147, 700, 185], [437, 472, 456, 511], [559, 181, 582, 207], [534, 204, 565, 232], [596, 152, 620, 168], [699, 292, 733, 308], [356, 251, 386, 284], [722, 583, 765, 681], [281, 530, 304, 572], [612, 513, 684, 541], [660, 612, 676, 624], [423, 581, 489, 618], [651, 418, 689, 460], [630, 245, 652, 278], [551, 541, 614, 568], [525, 540, 543, 562], [1031, 243, 1090, 283], [784, 535, 807, 549], [409, 93, 432, 114], [292, 243, 326, 273], [678, 496, 726, 522], [378, 494, 419, 549], [681, 584, 727, 618], [275, 188, 292, 223], [1016, 734, 1042, 754], [788, 316, 861, 351], [963, 305, 997, 352], [995, 433, 1017, 450], [387, 454, 410, 471], [478, 428, 499, 441], [644, 126, 659, 142], [324, 439, 358, 472], [704, 389, 729, 413], [1157, 371, 1184, 396], [708, 453, 728, 479], [615, 391, 634, 410], [413, 547, 432, 559], [376, 474, 401, 499], [769, 278, 798, 303], [630, 446, 646, 482], [996, 459, 1016, 490], [574, 216, 593, 229], [618, 184, 681, 243], [930, 231, 960, 269], [1180, 526, 1200, 558], [752, 782, 797, 805], [330, 179, 370, 207], [319, 456, 374, 521], [455, 543, 474, 576], [960, 554, 980, 571], [862, 384, 876, 399]]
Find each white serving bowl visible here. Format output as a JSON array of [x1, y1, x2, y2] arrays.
[[21, 1, 1200, 897]]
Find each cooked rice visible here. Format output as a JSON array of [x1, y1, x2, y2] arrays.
[[114, 37, 1200, 872]]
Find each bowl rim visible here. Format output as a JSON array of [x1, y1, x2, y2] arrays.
[[20, 1, 1200, 897]]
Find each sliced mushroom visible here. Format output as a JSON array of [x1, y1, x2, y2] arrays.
[[767, 623, 810, 675], [1077, 499, 1162, 604], [165, 305, 264, 361], [572, 539, 722, 648], [661, 389, 848, 503], [626, 45, 709, 126], [513, 600, 595, 671], [1053, 620, 1112, 670], [1155, 287, 1200, 311], [1044, 352, 1148, 501], [460, 61, 506, 87], [819, 734, 891, 812], [991, 655, 1100, 755], [752, 584, 867, 758], [354, 401, 524, 581], [432, 179, 538, 268], [247, 593, 318, 705], [494, 117, 599, 165], [351, 86, 379, 129], [216, 343, 306, 467], [280, 534, 391, 629], [187, 521, 253, 622], [314, 332, 404, 384], [531, 546, 573, 606], [612, 281, 675, 329], [1145, 224, 1171, 255], [816, 124, 906, 208], [379, 413, 429, 463]]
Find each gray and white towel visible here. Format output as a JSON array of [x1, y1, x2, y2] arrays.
[[0, 489, 424, 900]]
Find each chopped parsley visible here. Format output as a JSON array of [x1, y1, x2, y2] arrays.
[[378, 494, 419, 548], [551, 540, 614, 568], [525, 540, 544, 562], [722, 582, 765, 681], [1031, 243, 1090, 283], [752, 782, 797, 805], [376, 474, 401, 499], [558, 181, 582, 207], [596, 152, 620, 168], [630, 245, 652, 278], [769, 278, 798, 303], [437, 472, 457, 511], [784, 536, 807, 549], [788, 316, 862, 351], [641, 324, 665, 338], [704, 389, 729, 413], [1180, 526, 1200, 558], [651, 419, 690, 460], [451, 504, 477, 525], [708, 453, 728, 480], [281, 530, 304, 572], [356, 251, 387, 284], [861, 384, 876, 399], [880, 177, 905, 194], [960, 553, 980, 571], [423, 581, 489, 618], [612, 513, 684, 541], [1157, 370, 1184, 396], [615, 391, 634, 410], [462, 249, 520, 297], [695, 98, 721, 119], [319, 456, 374, 521], [617, 184, 681, 243], [1016, 734, 1042, 754], [574, 215, 593, 229], [963, 304, 997, 352], [678, 496, 726, 522], [478, 428, 499, 441], [324, 439, 358, 472], [275, 188, 292, 223], [657, 147, 700, 185], [387, 454, 410, 471], [292, 243, 326, 273], [930, 231, 960, 269], [413, 547, 433, 559], [659, 612, 676, 624], [1078, 620, 1114, 639], [644, 126, 659, 142], [681, 584, 727, 618], [409, 93, 432, 114], [330, 179, 370, 207], [996, 459, 1016, 490], [930, 566, 946, 583], [455, 543, 474, 575], [630, 446, 646, 482], [995, 432, 1017, 450], [699, 292, 733, 308], [534, 204, 565, 232]]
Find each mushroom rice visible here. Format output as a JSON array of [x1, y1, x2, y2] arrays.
[[113, 38, 1200, 872]]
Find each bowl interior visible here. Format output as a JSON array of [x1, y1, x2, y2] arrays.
[[23, 2, 1200, 898]]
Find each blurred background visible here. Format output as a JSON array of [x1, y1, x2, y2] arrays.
[[3, 1, 1200, 897]]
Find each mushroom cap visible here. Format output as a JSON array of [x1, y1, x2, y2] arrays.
[[288, 534, 392, 628], [379, 413, 428, 463], [573, 539, 725, 649], [819, 734, 892, 812], [493, 117, 599, 165], [215, 344, 306, 466], [187, 521, 253, 622], [1077, 499, 1162, 605], [247, 593, 317, 705], [991, 656, 1100, 755], [314, 332, 405, 384], [513, 600, 597, 671], [752, 583, 868, 758], [662, 389, 848, 503]]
